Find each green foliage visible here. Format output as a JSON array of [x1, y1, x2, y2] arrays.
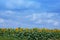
[[0, 28, 60, 40]]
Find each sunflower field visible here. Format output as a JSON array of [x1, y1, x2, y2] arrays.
[[0, 28, 60, 40]]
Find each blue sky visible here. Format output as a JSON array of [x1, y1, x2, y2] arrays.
[[0, 0, 60, 29]]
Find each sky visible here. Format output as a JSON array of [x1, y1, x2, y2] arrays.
[[0, 0, 60, 29]]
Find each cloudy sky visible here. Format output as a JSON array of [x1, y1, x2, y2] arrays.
[[0, 0, 60, 29]]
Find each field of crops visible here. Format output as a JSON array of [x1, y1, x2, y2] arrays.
[[0, 28, 60, 40]]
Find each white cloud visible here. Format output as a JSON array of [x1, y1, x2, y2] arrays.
[[0, 10, 17, 17], [0, 19, 20, 28], [35, 19, 42, 24], [47, 19, 54, 23], [25, 13, 58, 21], [25, 13, 37, 21], [0, 18, 5, 23], [25, 13, 59, 26], [31, 14, 37, 21], [47, 19, 60, 26], [53, 21, 59, 26], [5, 0, 41, 9], [0, 10, 14, 14], [5, 10, 15, 14]]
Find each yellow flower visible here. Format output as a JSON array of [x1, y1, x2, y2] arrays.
[[2, 28, 6, 32], [52, 30, 57, 32], [38, 29, 42, 32], [45, 29, 50, 32], [53, 30, 60, 32], [20, 28, 23, 32], [58, 30, 60, 32], [15, 28, 19, 32], [30, 29, 34, 32], [25, 28, 29, 32]]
